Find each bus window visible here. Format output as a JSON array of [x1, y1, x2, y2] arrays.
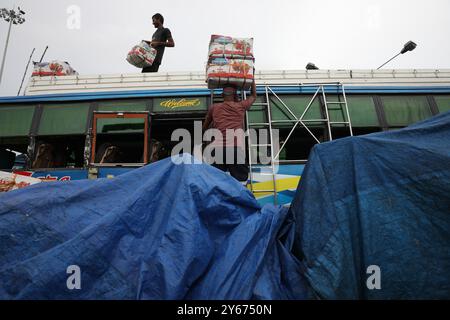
[[39, 103, 90, 135], [0, 105, 35, 170], [94, 101, 150, 164], [31, 103, 91, 169], [91, 112, 149, 165], [269, 95, 323, 128], [0, 105, 35, 138], [380, 95, 432, 128], [330, 95, 381, 128], [434, 95, 450, 113], [150, 115, 203, 161], [94, 137, 144, 164], [32, 137, 85, 169]]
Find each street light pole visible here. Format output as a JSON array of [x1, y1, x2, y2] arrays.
[[0, 16, 13, 84], [0, 6, 26, 85], [376, 52, 402, 70], [377, 41, 417, 70]]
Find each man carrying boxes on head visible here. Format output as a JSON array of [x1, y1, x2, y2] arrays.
[[203, 34, 257, 182], [203, 81, 257, 182]]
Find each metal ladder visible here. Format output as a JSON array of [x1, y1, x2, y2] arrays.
[[321, 83, 353, 140], [244, 86, 279, 204], [244, 82, 353, 205]]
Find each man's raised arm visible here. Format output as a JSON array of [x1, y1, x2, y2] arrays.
[[243, 80, 257, 110]]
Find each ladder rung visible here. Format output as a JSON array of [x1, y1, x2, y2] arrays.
[[275, 159, 308, 164], [329, 121, 350, 124], [248, 106, 266, 109], [250, 162, 272, 165], [247, 108, 266, 112], [250, 144, 271, 147], [252, 103, 269, 106], [248, 122, 270, 126], [326, 101, 347, 104]]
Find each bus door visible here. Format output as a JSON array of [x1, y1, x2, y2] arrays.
[[89, 111, 150, 179]]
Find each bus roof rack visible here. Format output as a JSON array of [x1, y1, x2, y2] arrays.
[[23, 69, 450, 96]]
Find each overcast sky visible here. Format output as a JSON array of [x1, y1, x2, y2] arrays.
[[0, 0, 449, 96]]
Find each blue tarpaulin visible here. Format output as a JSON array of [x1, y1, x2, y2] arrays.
[[1, 112, 449, 300], [0, 154, 311, 300], [290, 111, 450, 299]]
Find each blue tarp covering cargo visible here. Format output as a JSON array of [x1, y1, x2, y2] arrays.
[[290, 111, 450, 299], [0, 154, 311, 300], [1, 112, 449, 299]]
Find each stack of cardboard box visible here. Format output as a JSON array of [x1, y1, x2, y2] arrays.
[[206, 35, 254, 89]]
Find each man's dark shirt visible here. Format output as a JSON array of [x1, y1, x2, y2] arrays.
[[152, 27, 172, 65]]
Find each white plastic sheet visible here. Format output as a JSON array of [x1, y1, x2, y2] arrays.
[[0, 171, 41, 193], [208, 35, 254, 59], [206, 35, 255, 89], [32, 61, 78, 77], [206, 58, 254, 89], [126, 41, 157, 68]]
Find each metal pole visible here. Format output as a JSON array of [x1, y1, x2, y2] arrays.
[[0, 17, 13, 85], [39, 45, 48, 63], [377, 52, 401, 70], [17, 47, 35, 95], [265, 85, 278, 205]]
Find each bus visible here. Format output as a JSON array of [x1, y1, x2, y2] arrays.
[[1, 69, 449, 205]]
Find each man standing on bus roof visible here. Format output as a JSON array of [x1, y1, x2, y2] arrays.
[[142, 13, 175, 73], [202, 81, 257, 182]]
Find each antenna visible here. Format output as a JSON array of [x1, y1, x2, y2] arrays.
[[39, 45, 48, 63], [17, 47, 35, 96]]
